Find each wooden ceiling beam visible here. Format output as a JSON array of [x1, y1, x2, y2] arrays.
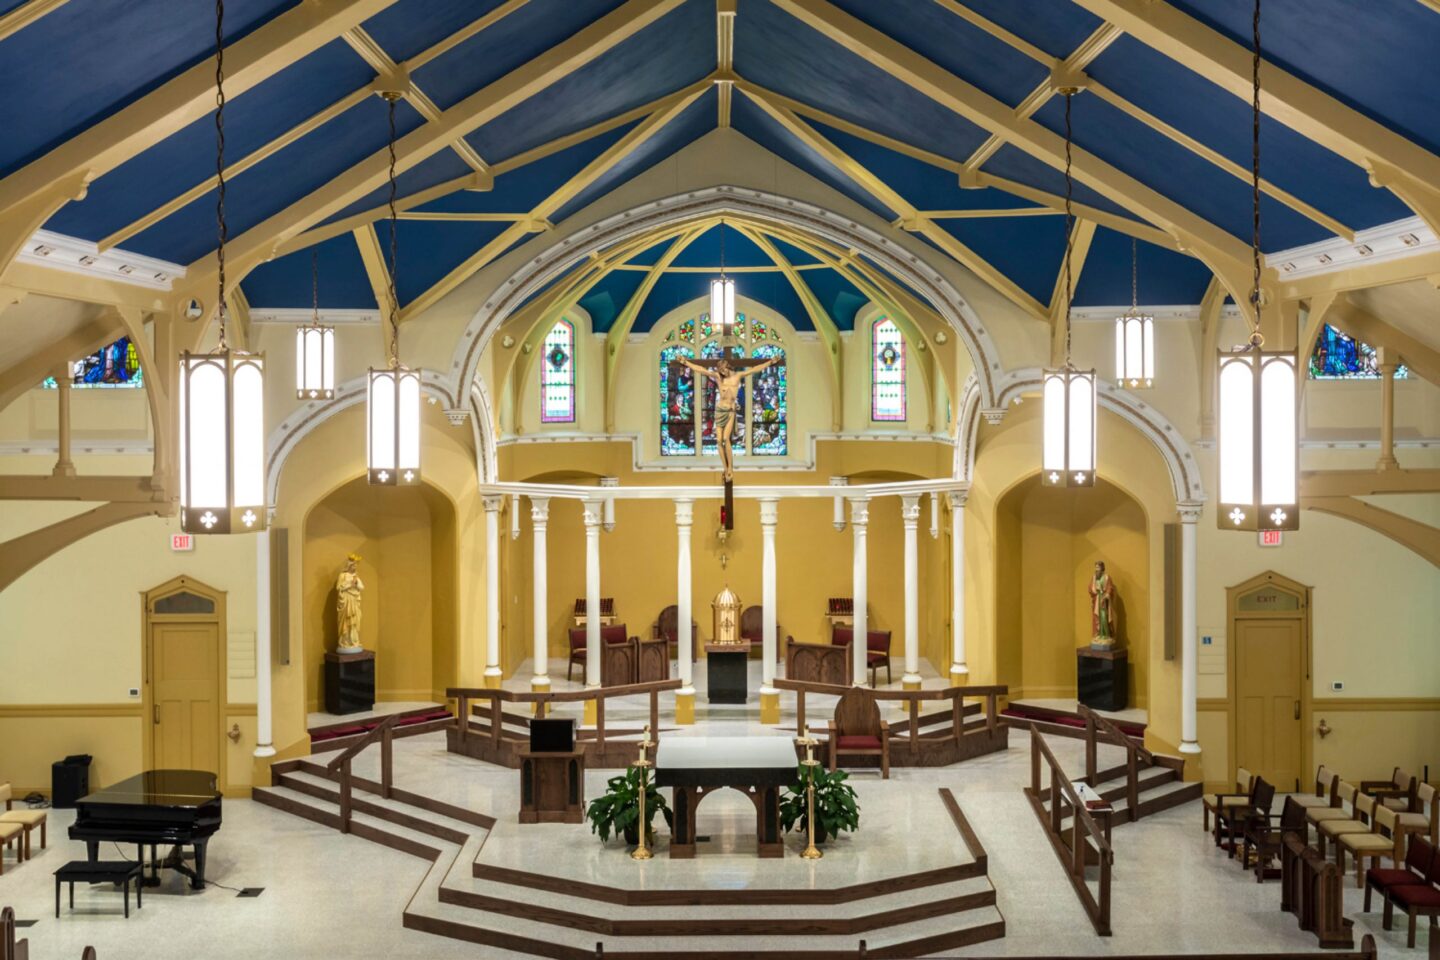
[[0, 0, 70, 43], [1301, 496, 1439, 567], [1328, 295, 1440, 384], [0, 309, 124, 412]]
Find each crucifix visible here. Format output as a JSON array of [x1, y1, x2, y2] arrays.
[[669, 345, 782, 530]]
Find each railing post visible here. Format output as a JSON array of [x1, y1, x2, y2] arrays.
[[1050, 770, 1061, 835], [650, 689, 659, 740], [1030, 727, 1040, 795], [381, 722, 393, 800], [457, 695, 468, 745], [796, 689, 806, 736], [1084, 713, 1097, 786], [1098, 849, 1112, 935], [490, 698, 502, 748], [909, 698, 919, 749], [339, 757, 352, 834], [1072, 805, 1085, 877], [951, 693, 962, 741], [986, 691, 997, 734], [596, 695, 606, 750], [1126, 748, 1139, 822]]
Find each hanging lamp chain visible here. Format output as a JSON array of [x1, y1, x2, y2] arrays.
[[1248, 0, 1264, 348], [1062, 90, 1075, 367], [1130, 237, 1138, 313], [311, 249, 319, 323], [213, 0, 228, 350], [385, 92, 401, 368]]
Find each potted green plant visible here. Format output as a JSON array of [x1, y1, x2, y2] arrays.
[[585, 766, 673, 846], [779, 764, 860, 843]]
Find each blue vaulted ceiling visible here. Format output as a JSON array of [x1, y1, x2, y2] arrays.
[[2, 0, 1435, 321]]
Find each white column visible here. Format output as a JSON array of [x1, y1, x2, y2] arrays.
[[530, 497, 550, 689], [583, 499, 603, 689], [850, 497, 869, 686], [900, 495, 922, 689], [1178, 501, 1203, 754], [483, 496, 503, 688], [254, 521, 275, 758], [948, 490, 968, 682], [675, 499, 695, 689], [759, 497, 779, 692]]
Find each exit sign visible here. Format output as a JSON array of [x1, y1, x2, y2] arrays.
[[1258, 530, 1283, 547], [171, 533, 194, 552]]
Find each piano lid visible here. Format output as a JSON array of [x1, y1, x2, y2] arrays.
[[78, 770, 220, 807]]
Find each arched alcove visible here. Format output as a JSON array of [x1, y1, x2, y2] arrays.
[[302, 477, 458, 712], [994, 476, 1150, 709]]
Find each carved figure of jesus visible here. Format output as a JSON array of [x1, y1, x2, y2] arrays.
[[677, 355, 780, 481]]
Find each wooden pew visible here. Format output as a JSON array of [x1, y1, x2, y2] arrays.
[[1281, 833, 1354, 949]]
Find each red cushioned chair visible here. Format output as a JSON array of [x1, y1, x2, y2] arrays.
[[1367, 835, 1434, 913], [1387, 881, 1440, 949], [827, 686, 889, 779], [831, 626, 893, 687], [568, 624, 629, 681], [653, 605, 698, 662]]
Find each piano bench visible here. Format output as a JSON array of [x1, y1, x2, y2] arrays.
[[0, 809, 46, 858], [54, 861, 143, 919], [0, 822, 21, 873]]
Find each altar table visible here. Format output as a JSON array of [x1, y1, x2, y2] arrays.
[[654, 736, 798, 859]]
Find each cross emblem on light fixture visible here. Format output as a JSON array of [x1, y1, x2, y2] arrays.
[[241, 510, 257, 527], [1228, 507, 1245, 526], [1269, 508, 1287, 526], [200, 511, 218, 529], [403, 470, 414, 483], [377, 470, 390, 483], [1073, 472, 1087, 484], [1048, 471, 1060, 484]]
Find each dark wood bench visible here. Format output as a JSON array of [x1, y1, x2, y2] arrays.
[[54, 861, 143, 919]]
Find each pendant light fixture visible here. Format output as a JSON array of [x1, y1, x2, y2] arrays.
[[711, 218, 737, 346], [1115, 238, 1154, 389], [296, 250, 335, 400], [1216, 0, 1298, 532], [1041, 91, 1096, 489], [179, 0, 266, 535], [367, 91, 422, 486]]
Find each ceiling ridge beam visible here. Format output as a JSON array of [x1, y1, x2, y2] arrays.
[[717, 0, 736, 126], [177, 0, 687, 338], [0, 0, 69, 43], [0, 0, 403, 222], [1069, 0, 1440, 205], [770, 0, 1260, 319], [737, 82, 1049, 322]]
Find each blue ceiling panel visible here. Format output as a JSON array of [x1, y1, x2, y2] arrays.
[[826, 0, 1048, 108], [731, 95, 895, 221], [0, 0, 298, 177], [412, 0, 627, 112], [624, 241, 674, 268], [550, 88, 715, 222], [240, 233, 377, 309], [361, 0, 518, 64], [769, 237, 822, 267], [1167, 0, 1440, 156], [799, 269, 868, 330], [1088, 36, 1411, 232], [632, 271, 711, 332], [1071, 227, 1212, 307], [935, 214, 1069, 306], [127, 96, 426, 264], [1029, 94, 1329, 250], [947, 0, 1103, 60], [317, 146, 476, 229], [393, 220, 510, 307], [734, 0, 991, 162], [669, 224, 771, 269], [467, 0, 713, 165], [46, 40, 374, 244], [979, 144, 1135, 222], [577, 269, 646, 332]]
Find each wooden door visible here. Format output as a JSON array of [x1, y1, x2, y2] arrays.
[[1234, 618, 1302, 792], [150, 622, 221, 775]]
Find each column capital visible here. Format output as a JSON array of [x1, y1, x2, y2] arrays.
[[759, 497, 779, 525], [674, 498, 694, 526], [1176, 500, 1204, 523], [946, 489, 970, 510], [828, 476, 849, 488], [900, 494, 921, 523], [482, 494, 504, 512], [849, 497, 870, 526], [582, 499, 604, 528], [530, 496, 550, 523]]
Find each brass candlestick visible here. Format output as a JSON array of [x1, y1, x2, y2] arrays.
[[795, 723, 822, 860], [631, 726, 656, 861]]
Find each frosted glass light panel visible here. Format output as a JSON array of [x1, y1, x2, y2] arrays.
[[710, 276, 736, 340], [540, 320, 575, 423], [1115, 314, 1154, 388], [871, 317, 906, 421], [1217, 349, 1297, 531], [368, 366, 422, 486], [295, 324, 335, 400], [1041, 368, 1095, 488], [179, 350, 267, 534]]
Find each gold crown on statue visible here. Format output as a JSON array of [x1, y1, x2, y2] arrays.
[[347, 553, 363, 563]]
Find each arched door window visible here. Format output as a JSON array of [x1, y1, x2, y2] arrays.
[[871, 317, 906, 421], [659, 313, 787, 458], [540, 320, 576, 423]]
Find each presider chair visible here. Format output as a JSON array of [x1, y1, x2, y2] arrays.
[[740, 606, 784, 648], [828, 686, 891, 779]]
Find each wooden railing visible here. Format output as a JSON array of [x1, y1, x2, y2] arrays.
[[325, 713, 398, 834], [771, 678, 1004, 750], [447, 679, 682, 752], [1078, 704, 1156, 820], [1, 907, 25, 960], [1025, 725, 1114, 936]]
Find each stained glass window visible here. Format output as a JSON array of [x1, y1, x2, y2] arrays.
[[660, 345, 697, 456], [1308, 324, 1408, 380], [41, 336, 144, 389], [749, 344, 787, 456], [540, 320, 576, 422], [872, 317, 906, 421]]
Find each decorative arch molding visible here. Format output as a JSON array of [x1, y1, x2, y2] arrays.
[[957, 369, 1206, 504], [448, 186, 1006, 413]]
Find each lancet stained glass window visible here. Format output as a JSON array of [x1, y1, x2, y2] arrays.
[[659, 312, 786, 458], [540, 320, 575, 422], [41, 336, 143, 389], [1308, 323, 1408, 380], [872, 317, 906, 421]]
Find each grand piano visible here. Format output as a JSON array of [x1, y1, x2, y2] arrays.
[[69, 770, 222, 889]]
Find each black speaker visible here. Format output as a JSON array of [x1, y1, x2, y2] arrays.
[[530, 718, 575, 753], [51, 754, 92, 808]]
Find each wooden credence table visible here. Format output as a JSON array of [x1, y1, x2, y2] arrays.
[[654, 736, 798, 859]]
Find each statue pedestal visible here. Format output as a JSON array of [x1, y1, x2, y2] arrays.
[[1076, 648, 1127, 713], [325, 650, 375, 715], [705, 642, 750, 704]]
